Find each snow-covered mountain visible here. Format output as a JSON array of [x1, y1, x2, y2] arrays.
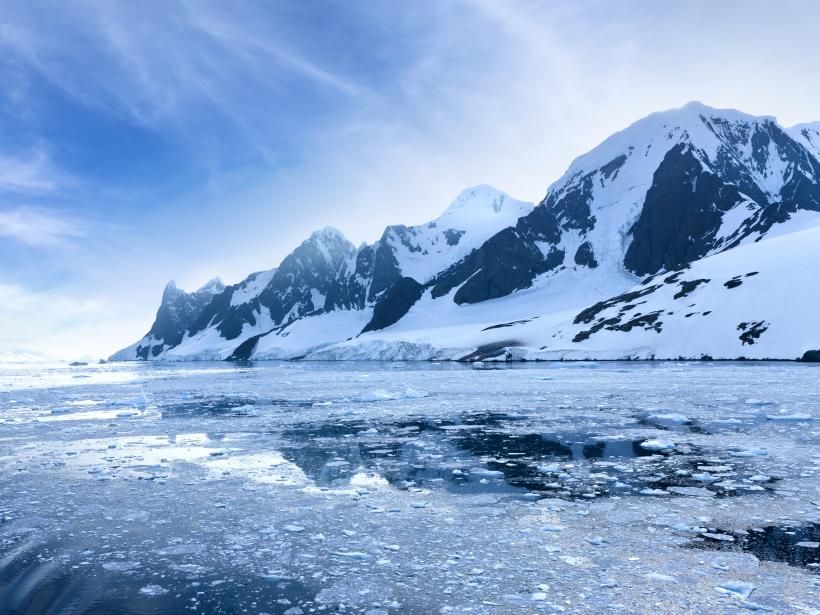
[[112, 186, 534, 360], [112, 103, 820, 362]]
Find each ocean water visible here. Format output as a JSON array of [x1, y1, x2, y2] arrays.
[[0, 360, 818, 613]]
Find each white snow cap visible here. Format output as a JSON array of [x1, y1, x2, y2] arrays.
[[789, 121, 820, 162], [198, 277, 225, 293], [436, 185, 533, 232], [309, 226, 348, 242]]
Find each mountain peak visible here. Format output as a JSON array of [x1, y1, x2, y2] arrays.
[[310, 226, 347, 242], [197, 277, 225, 294], [446, 185, 509, 213], [437, 185, 533, 227]]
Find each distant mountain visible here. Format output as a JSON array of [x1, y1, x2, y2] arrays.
[[112, 186, 534, 360], [0, 348, 55, 363], [112, 103, 820, 362]]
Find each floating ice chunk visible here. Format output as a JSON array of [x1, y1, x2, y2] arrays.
[[765, 413, 812, 422], [647, 413, 690, 424], [139, 585, 169, 596], [692, 473, 717, 483], [672, 523, 708, 534], [736, 600, 774, 612], [639, 488, 668, 496], [260, 571, 294, 580], [667, 486, 714, 497], [541, 524, 563, 532], [640, 439, 675, 451], [469, 467, 504, 477], [796, 541, 819, 548], [559, 555, 588, 567], [730, 448, 767, 458], [702, 532, 735, 542], [283, 524, 305, 533], [102, 560, 140, 572], [715, 581, 755, 599], [350, 472, 389, 489], [744, 399, 775, 406], [646, 572, 676, 582], [531, 592, 548, 601], [333, 551, 371, 560], [358, 388, 427, 402]]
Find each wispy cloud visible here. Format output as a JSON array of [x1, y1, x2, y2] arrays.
[[0, 206, 84, 246], [0, 2, 363, 129], [0, 149, 64, 193]]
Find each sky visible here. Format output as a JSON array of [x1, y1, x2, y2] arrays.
[[1, 0, 819, 359]]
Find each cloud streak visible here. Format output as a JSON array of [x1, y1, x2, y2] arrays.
[[0, 206, 84, 246], [0, 149, 65, 193]]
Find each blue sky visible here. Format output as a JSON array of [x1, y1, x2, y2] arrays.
[[1, 0, 819, 358]]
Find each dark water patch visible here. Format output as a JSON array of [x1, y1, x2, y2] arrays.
[[277, 416, 773, 502], [635, 415, 711, 434], [688, 523, 820, 570], [451, 430, 657, 462], [281, 421, 369, 440], [270, 399, 316, 408], [159, 396, 260, 418], [0, 539, 316, 615]]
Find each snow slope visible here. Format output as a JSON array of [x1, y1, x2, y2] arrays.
[[381, 185, 533, 282], [530, 221, 820, 360], [307, 220, 820, 361], [790, 121, 820, 162]]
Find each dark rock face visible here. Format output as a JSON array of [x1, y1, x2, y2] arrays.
[[574, 242, 598, 268], [429, 206, 564, 305], [227, 333, 265, 361], [800, 350, 820, 362], [135, 279, 225, 359], [258, 230, 359, 324], [185, 230, 362, 342], [361, 277, 425, 333], [624, 119, 820, 276], [624, 144, 745, 275], [673, 278, 710, 300], [573, 284, 663, 326], [368, 238, 403, 301], [738, 321, 769, 345], [443, 229, 465, 246]]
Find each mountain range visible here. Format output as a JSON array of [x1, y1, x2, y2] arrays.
[[112, 102, 820, 362]]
